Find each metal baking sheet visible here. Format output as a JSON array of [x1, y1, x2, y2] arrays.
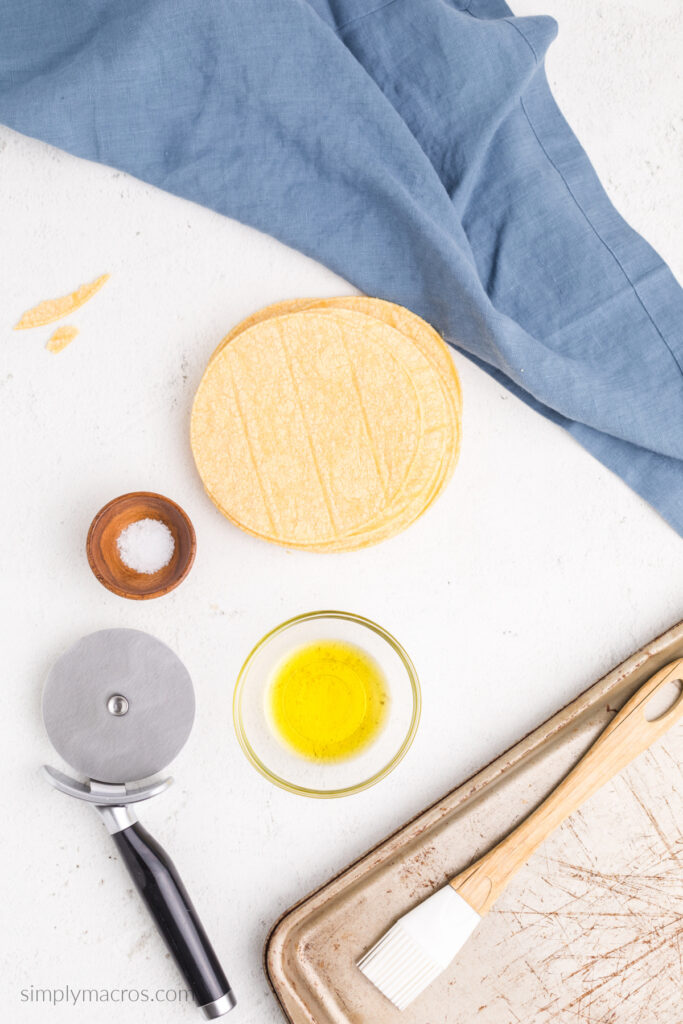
[[265, 620, 683, 1024]]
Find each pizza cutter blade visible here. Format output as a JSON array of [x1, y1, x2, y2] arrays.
[[42, 626, 195, 783], [41, 628, 236, 1020]]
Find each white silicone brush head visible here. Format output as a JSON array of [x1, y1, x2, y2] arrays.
[[357, 886, 480, 1010]]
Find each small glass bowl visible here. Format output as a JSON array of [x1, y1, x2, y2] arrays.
[[233, 611, 421, 798]]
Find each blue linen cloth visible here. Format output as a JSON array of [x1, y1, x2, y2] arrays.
[[1, 0, 681, 532]]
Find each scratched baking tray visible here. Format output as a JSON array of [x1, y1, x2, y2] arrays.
[[265, 620, 683, 1024]]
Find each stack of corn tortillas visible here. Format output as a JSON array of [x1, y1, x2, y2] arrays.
[[191, 297, 462, 551]]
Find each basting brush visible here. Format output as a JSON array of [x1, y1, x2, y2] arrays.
[[358, 659, 683, 1010]]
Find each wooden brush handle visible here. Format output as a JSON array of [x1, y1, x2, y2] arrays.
[[450, 658, 683, 915]]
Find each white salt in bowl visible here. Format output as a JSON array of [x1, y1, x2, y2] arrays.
[[86, 491, 196, 600]]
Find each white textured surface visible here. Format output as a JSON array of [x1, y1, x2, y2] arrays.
[[0, 2, 681, 1021]]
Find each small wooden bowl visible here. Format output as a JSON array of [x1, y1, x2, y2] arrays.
[[86, 492, 196, 600]]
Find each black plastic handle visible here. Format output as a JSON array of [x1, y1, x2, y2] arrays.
[[113, 822, 235, 1016]]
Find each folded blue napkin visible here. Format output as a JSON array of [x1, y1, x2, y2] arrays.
[[1, 0, 681, 532]]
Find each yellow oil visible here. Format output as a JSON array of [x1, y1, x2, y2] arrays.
[[268, 640, 389, 762]]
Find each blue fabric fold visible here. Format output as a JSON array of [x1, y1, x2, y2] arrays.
[[1, 0, 681, 531]]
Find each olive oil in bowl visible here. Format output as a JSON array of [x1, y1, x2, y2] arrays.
[[268, 640, 389, 762], [234, 610, 420, 797]]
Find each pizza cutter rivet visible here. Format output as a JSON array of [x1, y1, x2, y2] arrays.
[[107, 694, 129, 717]]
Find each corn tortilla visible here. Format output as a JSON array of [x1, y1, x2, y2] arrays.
[[192, 309, 448, 546], [208, 297, 461, 547], [211, 295, 461, 486], [14, 274, 109, 329], [46, 324, 79, 353], [193, 300, 461, 550]]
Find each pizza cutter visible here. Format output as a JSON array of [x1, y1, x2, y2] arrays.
[[41, 628, 236, 1019]]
